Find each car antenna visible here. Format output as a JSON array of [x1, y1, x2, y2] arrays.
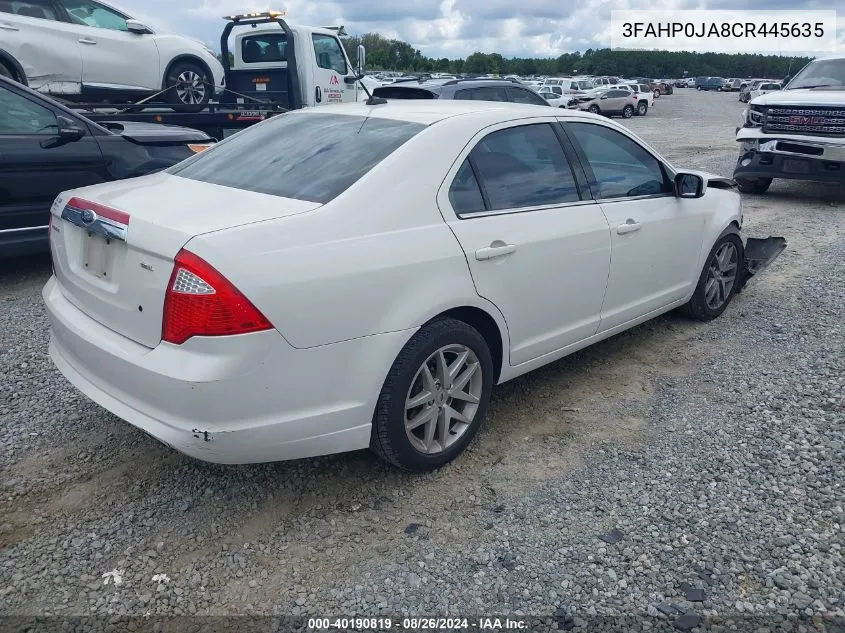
[[360, 79, 387, 105]]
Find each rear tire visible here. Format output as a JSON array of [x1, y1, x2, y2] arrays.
[[637, 101, 648, 115], [622, 104, 634, 118], [370, 318, 494, 472], [735, 177, 772, 194], [164, 60, 212, 113], [680, 233, 744, 322]]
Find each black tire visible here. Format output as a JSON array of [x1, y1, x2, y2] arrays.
[[370, 318, 494, 472], [679, 233, 744, 322], [735, 177, 772, 194], [637, 101, 648, 115], [164, 60, 212, 113], [588, 104, 600, 114], [622, 104, 634, 118]]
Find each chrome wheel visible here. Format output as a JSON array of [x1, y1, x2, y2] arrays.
[[704, 242, 738, 310], [175, 70, 206, 105], [404, 344, 483, 455]]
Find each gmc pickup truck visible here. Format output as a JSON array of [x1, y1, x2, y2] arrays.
[[734, 53, 844, 194]]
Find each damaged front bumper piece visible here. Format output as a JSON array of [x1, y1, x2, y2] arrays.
[[736, 236, 787, 293]]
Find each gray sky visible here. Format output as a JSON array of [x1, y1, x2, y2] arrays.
[[118, 0, 844, 57]]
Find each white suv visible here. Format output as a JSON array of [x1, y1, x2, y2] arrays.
[[0, 0, 225, 111]]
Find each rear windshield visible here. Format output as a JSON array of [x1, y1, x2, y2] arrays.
[[241, 33, 287, 63], [168, 113, 425, 203]]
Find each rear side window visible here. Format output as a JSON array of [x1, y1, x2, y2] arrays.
[[241, 33, 287, 63], [169, 113, 425, 203], [448, 160, 485, 215], [467, 86, 509, 102], [372, 86, 437, 99], [459, 123, 580, 212]]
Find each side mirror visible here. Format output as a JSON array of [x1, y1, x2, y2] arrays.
[[599, 95, 608, 100], [125, 19, 151, 34], [57, 116, 85, 141], [355, 44, 365, 77], [675, 172, 704, 198]]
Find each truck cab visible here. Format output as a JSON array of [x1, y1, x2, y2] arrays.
[[224, 13, 366, 109]]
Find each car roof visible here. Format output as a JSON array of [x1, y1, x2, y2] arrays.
[[290, 100, 598, 125]]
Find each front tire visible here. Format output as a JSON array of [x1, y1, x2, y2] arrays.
[[164, 60, 212, 113], [680, 233, 743, 322], [588, 104, 600, 114], [735, 177, 772, 194], [637, 101, 648, 115], [370, 318, 494, 472], [622, 104, 634, 118]]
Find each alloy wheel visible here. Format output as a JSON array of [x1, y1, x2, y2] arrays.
[[704, 242, 739, 310], [404, 344, 483, 455], [175, 70, 207, 105]]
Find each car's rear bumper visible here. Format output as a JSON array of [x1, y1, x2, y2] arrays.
[[0, 226, 49, 258], [44, 276, 415, 464]]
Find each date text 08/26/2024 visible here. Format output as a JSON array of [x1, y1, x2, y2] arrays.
[[307, 617, 528, 630]]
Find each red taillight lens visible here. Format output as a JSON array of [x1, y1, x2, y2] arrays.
[[162, 249, 272, 345]]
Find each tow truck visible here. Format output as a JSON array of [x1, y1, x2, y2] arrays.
[[68, 11, 370, 139]]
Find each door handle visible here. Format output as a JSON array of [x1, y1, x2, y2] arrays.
[[617, 219, 641, 235], [475, 242, 516, 261], [0, 22, 20, 31], [79, 38, 97, 44]]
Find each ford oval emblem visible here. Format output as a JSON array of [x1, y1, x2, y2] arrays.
[[81, 209, 97, 224]]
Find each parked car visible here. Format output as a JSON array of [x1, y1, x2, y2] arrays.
[[537, 89, 568, 107], [42, 101, 785, 471], [747, 82, 781, 101], [0, 0, 225, 111], [738, 80, 764, 102], [372, 78, 550, 106], [578, 87, 638, 118], [650, 80, 673, 95], [626, 83, 654, 115], [699, 77, 725, 91], [724, 78, 743, 91], [0, 75, 212, 257], [685, 78, 697, 88]]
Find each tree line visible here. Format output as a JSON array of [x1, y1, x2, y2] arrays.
[[341, 33, 812, 79]]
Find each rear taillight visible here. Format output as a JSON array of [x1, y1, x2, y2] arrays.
[[162, 249, 272, 345]]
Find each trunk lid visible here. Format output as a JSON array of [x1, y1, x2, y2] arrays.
[[49, 173, 320, 348]]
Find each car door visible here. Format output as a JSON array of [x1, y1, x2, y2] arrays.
[[0, 81, 108, 243], [599, 89, 627, 113], [561, 120, 708, 332], [55, 0, 160, 92], [437, 120, 612, 366], [0, 0, 83, 92], [311, 32, 357, 104]]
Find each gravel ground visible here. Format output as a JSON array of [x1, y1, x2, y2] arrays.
[[1, 89, 843, 630]]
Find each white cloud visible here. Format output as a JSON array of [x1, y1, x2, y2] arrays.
[[110, 0, 843, 57]]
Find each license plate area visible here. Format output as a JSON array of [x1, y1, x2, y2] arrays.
[[82, 230, 117, 280], [782, 158, 810, 174]]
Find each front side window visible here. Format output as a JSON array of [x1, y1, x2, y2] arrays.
[[567, 122, 671, 200], [168, 113, 425, 203], [312, 34, 347, 74], [507, 87, 547, 106], [61, 0, 127, 30], [241, 33, 287, 63], [0, 86, 58, 135], [4, 0, 58, 19], [466, 123, 580, 211]]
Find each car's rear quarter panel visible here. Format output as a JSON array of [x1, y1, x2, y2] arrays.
[[183, 116, 507, 350]]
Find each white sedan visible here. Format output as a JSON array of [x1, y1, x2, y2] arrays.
[[43, 102, 785, 472]]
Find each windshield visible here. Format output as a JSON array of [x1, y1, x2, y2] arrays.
[[168, 113, 425, 203], [787, 58, 845, 89]]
